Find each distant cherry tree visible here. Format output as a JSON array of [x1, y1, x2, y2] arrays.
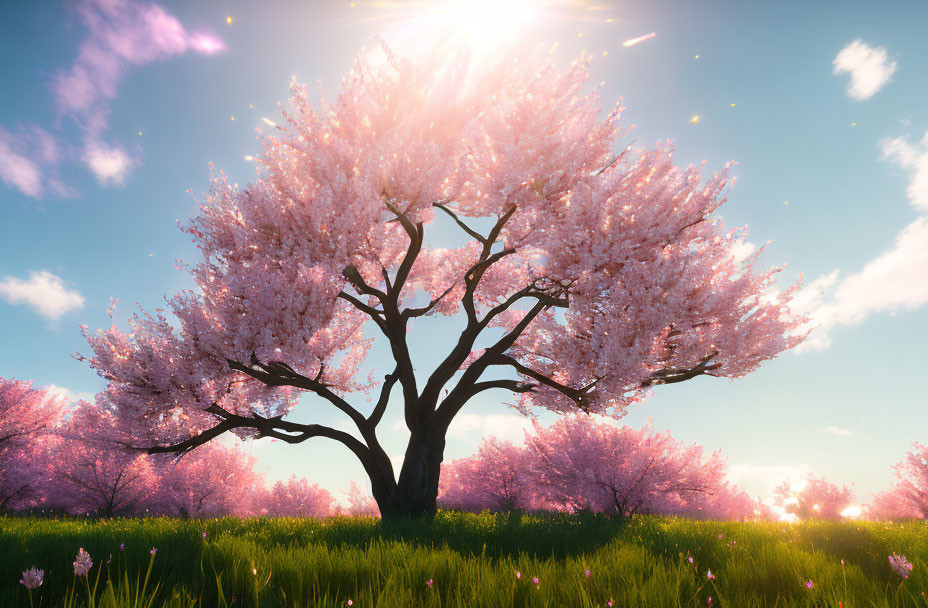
[[772, 473, 854, 520], [867, 443, 928, 520], [51, 400, 158, 516], [153, 443, 266, 517], [260, 475, 335, 518], [0, 378, 66, 510], [524, 416, 740, 517], [438, 437, 539, 512], [340, 481, 380, 517], [78, 42, 806, 519]]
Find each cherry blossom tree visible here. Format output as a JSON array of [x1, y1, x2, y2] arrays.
[[50, 400, 159, 516], [524, 416, 738, 517], [77, 41, 806, 519], [772, 473, 854, 520], [152, 443, 266, 517], [438, 437, 539, 512], [340, 481, 380, 517], [260, 475, 335, 518], [0, 378, 66, 510], [866, 443, 928, 520]]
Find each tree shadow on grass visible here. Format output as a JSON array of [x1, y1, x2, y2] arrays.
[[242, 510, 631, 560]]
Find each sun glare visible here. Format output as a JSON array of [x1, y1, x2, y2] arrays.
[[443, 0, 536, 44]]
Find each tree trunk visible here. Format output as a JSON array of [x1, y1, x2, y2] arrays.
[[375, 426, 445, 520]]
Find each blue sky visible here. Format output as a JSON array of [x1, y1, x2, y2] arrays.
[[1, 0, 926, 507]]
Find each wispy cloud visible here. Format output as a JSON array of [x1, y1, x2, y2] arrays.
[[795, 218, 928, 351], [0, 124, 70, 198], [794, 128, 928, 352], [824, 426, 853, 437], [880, 131, 928, 212], [0, 0, 223, 199], [0, 270, 85, 321], [833, 39, 896, 101], [447, 413, 534, 444]]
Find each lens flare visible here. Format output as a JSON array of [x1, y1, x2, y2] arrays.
[[444, 0, 536, 44]]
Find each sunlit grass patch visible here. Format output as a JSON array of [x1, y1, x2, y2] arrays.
[[1, 513, 925, 606]]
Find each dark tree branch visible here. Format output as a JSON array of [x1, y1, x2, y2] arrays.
[[342, 265, 387, 302], [433, 202, 487, 244], [227, 356, 370, 431], [467, 379, 535, 397], [368, 369, 400, 427], [641, 352, 721, 387], [402, 283, 456, 320]]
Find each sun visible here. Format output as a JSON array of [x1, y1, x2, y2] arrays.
[[442, 0, 537, 45]]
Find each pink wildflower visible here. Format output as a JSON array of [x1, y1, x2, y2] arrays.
[[19, 566, 44, 589], [73, 548, 92, 576], [889, 553, 914, 579], [706, 569, 715, 580]]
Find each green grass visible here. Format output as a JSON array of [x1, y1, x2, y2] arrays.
[[1, 512, 926, 607]]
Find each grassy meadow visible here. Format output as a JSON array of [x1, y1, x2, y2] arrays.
[[1, 512, 925, 607]]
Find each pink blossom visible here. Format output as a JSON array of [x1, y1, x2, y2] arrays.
[[19, 566, 44, 589], [73, 548, 92, 576], [889, 553, 914, 579], [805, 580, 814, 589], [706, 569, 715, 580], [426, 578, 433, 587]]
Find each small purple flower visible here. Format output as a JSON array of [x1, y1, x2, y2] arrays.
[[202, 531, 207, 539], [607, 601, 614, 607], [426, 578, 433, 587], [706, 569, 715, 580], [707, 596, 712, 606], [805, 580, 814, 589], [119, 543, 125, 551], [717, 534, 723, 540], [19, 566, 44, 590], [150, 547, 157, 556], [889, 553, 914, 579], [73, 548, 92, 577], [515, 570, 521, 579], [532, 576, 540, 587], [584, 569, 591, 578], [688, 555, 694, 564], [346, 600, 353, 607]]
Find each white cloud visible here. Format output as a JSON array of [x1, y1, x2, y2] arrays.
[[880, 131, 928, 212], [796, 217, 928, 351], [447, 413, 534, 444], [833, 39, 897, 100], [82, 139, 135, 186], [824, 426, 853, 437], [0, 270, 85, 320], [44, 384, 95, 404]]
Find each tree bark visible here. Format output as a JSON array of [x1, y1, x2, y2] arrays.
[[375, 424, 445, 520]]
